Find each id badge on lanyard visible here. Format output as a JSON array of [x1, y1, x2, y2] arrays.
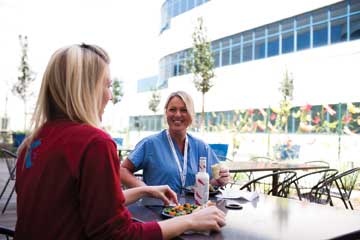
[[166, 130, 188, 188]]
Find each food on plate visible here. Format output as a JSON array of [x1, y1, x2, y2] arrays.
[[163, 203, 198, 217]]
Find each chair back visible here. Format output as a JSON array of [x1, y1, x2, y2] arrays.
[[285, 168, 338, 203], [240, 170, 297, 197], [0, 148, 17, 180], [328, 167, 360, 209], [209, 144, 229, 161], [0, 225, 14, 238]]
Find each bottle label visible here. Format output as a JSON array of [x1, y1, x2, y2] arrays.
[[194, 173, 209, 206]]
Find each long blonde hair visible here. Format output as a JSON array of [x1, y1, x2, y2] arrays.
[[22, 44, 110, 150]]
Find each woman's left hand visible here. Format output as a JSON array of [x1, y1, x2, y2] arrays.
[[145, 185, 178, 205]]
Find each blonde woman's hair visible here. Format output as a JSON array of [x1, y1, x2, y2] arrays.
[[164, 91, 196, 125], [22, 44, 110, 150]]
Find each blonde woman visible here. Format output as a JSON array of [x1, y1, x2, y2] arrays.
[[15, 44, 225, 240], [121, 91, 230, 193]]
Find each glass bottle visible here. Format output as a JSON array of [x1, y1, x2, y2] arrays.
[[194, 157, 209, 206]]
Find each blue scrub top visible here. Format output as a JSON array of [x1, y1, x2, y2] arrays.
[[128, 129, 219, 193]]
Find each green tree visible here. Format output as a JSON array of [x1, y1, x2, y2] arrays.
[[278, 70, 294, 133], [112, 77, 124, 104], [12, 35, 36, 130], [187, 17, 215, 131], [148, 89, 161, 114]]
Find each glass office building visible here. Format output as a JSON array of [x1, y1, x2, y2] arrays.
[[130, 0, 360, 132]]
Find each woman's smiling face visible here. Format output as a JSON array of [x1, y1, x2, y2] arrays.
[[166, 96, 192, 134]]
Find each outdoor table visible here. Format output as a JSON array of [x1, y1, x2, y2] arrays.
[[128, 193, 360, 240], [227, 161, 329, 195]]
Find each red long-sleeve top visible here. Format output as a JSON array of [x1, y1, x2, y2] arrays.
[[15, 119, 162, 240]]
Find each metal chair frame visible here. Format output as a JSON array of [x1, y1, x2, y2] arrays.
[[328, 167, 360, 210], [0, 148, 17, 214], [240, 170, 297, 197], [0, 225, 15, 240], [285, 168, 338, 204]]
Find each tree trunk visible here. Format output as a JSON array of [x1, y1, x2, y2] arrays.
[[23, 100, 27, 131], [201, 93, 205, 133]]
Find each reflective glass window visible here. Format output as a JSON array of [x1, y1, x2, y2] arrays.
[[243, 31, 252, 42], [188, 0, 195, 10], [331, 17, 347, 43], [222, 47, 230, 66], [281, 19, 294, 32], [180, 0, 187, 14], [313, 9, 328, 24], [282, 32, 294, 53], [313, 23, 328, 47], [213, 49, 220, 67], [255, 27, 265, 39], [243, 42, 252, 62], [268, 36, 279, 57], [350, 13, 360, 40], [255, 39, 265, 59], [331, 2, 347, 18], [268, 23, 279, 35], [231, 45, 241, 64], [232, 34, 241, 45], [173, 0, 180, 17], [350, 0, 360, 13], [297, 27, 310, 50], [296, 14, 310, 28]]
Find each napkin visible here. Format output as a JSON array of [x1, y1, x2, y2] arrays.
[[216, 189, 259, 201]]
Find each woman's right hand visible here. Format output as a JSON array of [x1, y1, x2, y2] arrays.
[[158, 205, 226, 239], [184, 206, 226, 232]]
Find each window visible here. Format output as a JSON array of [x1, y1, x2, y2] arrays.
[[222, 47, 230, 66], [350, 0, 360, 13], [296, 15, 310, 28], [255, 39, 265, 59], [231, 34, 241, 64], [242, 32, 252, 62], [255, 27, 265, 39], [188, 0, 195, 10], [213, 49, 220, 67], [331, 2, 347, 18], [313, 9, 328, 24], [331, 17, 347, 43], [350, 13, 360, 40], [231, 45, 241, 64], [243, 42, 252, 62], [282, 32, 294, 53], [268, 36, 279, 57], [313, 23, 328, 47], [221, 39, 230, 66], [297, 27, 310, 50], [268, 23, 279, 35], [281, 19, 294, 32]]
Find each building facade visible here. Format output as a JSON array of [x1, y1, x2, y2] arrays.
[[128, 0, 360, 136]]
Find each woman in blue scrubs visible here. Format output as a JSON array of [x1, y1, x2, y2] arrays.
[[120, 91, 230, 193]]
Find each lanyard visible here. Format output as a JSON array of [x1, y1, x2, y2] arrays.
[[166, 130, 188, 188]]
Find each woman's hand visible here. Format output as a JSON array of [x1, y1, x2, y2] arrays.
[[145, 185, 178, 205], [213, 167, 231, 187], [183, 206, 226, 232], [158, 205, 226, 239]]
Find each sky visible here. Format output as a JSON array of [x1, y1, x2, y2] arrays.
[[0, 0, 163, 131]]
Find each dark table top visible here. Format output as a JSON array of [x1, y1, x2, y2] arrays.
[[128, 192, 360, 240], [227, 161, 329, 173]]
